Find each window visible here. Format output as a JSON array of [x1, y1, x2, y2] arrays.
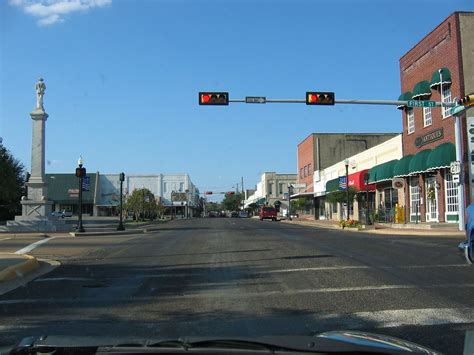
[[407, 108, 415, 134], [410, 177, 420, 219], [423, 107, 432, 127], [332, 202, 337, 213], [442, 86, 452, 118], [308, 164, 312, 175], [179, 182, 184, 192], [304, 165, 308, 177], [445, 170, 459, 214], [268, 183, 273, 195], [384, 188, 398, 209], [279, 183, 284, 194], [300, 168, 303, 178], [163, 182, 168, 193]]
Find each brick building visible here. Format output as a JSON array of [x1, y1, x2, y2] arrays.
[[398, 12, 474, 223]]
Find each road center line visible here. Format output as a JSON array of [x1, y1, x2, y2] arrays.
[[14, 237, 56, 254]]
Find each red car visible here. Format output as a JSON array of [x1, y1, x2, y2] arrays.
[[259, 206, 277, 221]]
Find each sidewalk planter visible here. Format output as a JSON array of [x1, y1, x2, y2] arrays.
[[339, 219, 361, 229]]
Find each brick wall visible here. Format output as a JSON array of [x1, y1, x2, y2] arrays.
[[297, 134, 315, 192]]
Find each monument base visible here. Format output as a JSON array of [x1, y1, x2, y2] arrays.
[[0, 200, 71, 232]]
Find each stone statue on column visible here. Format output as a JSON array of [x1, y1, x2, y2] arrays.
[[35, 78, 46, 111]]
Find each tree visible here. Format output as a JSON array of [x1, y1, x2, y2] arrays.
[[0, 140, 25, 221], [222, 192, 243, 211], [325, 187, 358, 205], [125, 188, 158, 221], [290, 198, 308, 212]]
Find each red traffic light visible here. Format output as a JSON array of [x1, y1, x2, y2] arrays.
[[306, 92, 335, 105], [199, 92, 229, 106], [225, 191, 235, 196], [75, 167, 86, 178], [205, 191, 213, 195]]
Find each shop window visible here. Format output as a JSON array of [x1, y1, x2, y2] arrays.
[[442, 86, 452, 119], [407, 108, 415, 134], [384, 188, 398, 210], [445, 170, 459, 215], [332, 202, 337, 213], [410, 177, 421, 219], [423, 107, 432, 127]]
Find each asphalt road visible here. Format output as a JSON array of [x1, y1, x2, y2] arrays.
[[0, 218, 472, 354]]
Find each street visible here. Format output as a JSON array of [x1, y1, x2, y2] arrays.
[[0, 218, 472, 354]]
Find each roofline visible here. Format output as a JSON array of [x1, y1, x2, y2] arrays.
[[297, 133, 400, 147], [400, 12, 473, 62]]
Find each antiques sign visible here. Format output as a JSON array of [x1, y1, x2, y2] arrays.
[[414, 128, 444, 148]]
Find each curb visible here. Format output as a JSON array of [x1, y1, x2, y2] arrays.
[[0, 254, 41, 282], [280, 219, 464, 237], [70, 229, 145, 237]]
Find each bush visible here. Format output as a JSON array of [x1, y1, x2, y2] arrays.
[[339, 219, 361, 229]]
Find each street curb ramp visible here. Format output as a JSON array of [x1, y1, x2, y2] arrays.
[[0, 254, 40, 282]]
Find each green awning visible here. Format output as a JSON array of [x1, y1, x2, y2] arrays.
[[393, 155, 414, 177], [408, 149, 432, 174], [412, 81, 432, 99], [430, 67, 452, 88], [367, 165, 379, 183], [255, 197, 266, 206], [397, 91, 412, 109], [426, 142, 456, 170], [376, 160, 398, 182], [326, 178, 339, 192]]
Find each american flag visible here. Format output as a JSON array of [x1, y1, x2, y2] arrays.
[[338, 176, 347, 190]]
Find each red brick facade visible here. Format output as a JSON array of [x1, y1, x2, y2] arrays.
[[297, 134, 314, 192], [400, 12, 470, 223]]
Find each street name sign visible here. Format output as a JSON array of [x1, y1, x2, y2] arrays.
[[245, 96, 266, 104], [290, 183, 307, 189], [451, 105, 466, 116], [407, 100, 436, 108]]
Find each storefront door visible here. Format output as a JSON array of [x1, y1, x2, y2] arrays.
[[425, 176, 439, 222]]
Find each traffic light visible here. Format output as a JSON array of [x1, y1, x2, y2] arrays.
[[306, 92, 335, 105], [459, 94, 474, 107], [119, 172, 125, 182], [225, 191, 235, 196], [199, 92, 229, 106], [75, 167, 86, 178], [205, 191, 213, 195]]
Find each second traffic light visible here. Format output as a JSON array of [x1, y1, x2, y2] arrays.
[[306, 92, 335, 105], [459, 94, 474, 107], [199, 92, 229, 105]]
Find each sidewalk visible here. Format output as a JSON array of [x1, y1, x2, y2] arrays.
[[0, 253, 40, 282], [280, 218, 465, 237]]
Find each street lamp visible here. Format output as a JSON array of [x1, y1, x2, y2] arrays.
[[75, 156, 86, 233], [364, 173, 370, 226], [344, 158, 350, 221], [117, 172, 125, 231]]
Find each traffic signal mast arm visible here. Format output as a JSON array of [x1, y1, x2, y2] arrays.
[[228, 98, 458, 107]]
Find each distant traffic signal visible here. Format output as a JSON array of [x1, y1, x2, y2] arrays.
[[75, 167, 86, 178], [225, 191, 235, 196], [199, 92, 229, 106], [205, 191, 213, 195], [459, 94, 474, 107], [306, 92, 335, 105]]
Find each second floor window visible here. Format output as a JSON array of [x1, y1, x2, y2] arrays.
[[442, 86, 452, 118], [407, 108, 415, 134], [179, 182, 184, 192], [423, 107, 432, 127], [279, 183, 284, 194], [300, 168, 303, 178], [268, 183, 273, 195], [163, 182, 168, 193]]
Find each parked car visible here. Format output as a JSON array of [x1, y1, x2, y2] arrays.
[[238, 211, 248, 218], [230, 211, 239, 218], [259, 206, 277, 221], [51, 211, 65, 218], [63, 209, 73, 217]]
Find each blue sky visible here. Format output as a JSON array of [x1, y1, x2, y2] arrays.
[[1, 0, 472, 200]]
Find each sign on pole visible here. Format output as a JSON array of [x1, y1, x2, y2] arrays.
[[453, 174, 460, 183], [450, 161, 461, 175], [407, 100, 436, 108], [451, 105, 466, 116], [245, 96, 266, 104]]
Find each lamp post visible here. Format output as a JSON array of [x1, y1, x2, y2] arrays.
[[75, 156, 86, 233], [288, 184, 293, 221], [364, 173, 370, 226], [344, 158, 350, 221], [117, 172, 125, 231], [185, 189, 189, 218]]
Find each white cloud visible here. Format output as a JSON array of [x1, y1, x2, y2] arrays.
[[8, 0, 112, 26]]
